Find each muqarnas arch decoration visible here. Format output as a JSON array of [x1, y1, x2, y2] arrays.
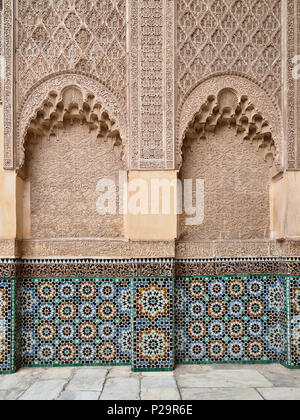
[[18, 83, 126, 242], [16, 74, 128, 172], [176, 75, 283, 173]]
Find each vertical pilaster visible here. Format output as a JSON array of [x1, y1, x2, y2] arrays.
[[128, 0, 175, 170], [3, 0, 14, 169], [286, 0, 300, 168], [127, 0, 176, 370], [131, 270, 175, 371]]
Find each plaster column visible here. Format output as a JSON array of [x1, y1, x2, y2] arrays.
[[0, 104, 19, 257]]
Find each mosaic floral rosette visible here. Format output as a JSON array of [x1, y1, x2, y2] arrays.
[[175, 275, 288, 365], [21, 277, 131, 367], [132, 278, 174, 371]]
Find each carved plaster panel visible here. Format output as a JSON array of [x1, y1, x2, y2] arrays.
[[20, 239, 175, 259], [128, 0, 175, 169], [17, 74, 127, 170], [3, 0, 14, 168], [177, 0, 282, 107], [22, 85, 125, 240], [176, 75, 283, 171], [15, 0, 126, 105], [179, 125, 272, 244], [3, 0, 126, 169], [175, 240, 281, 259], [286, 0, 300, 168]]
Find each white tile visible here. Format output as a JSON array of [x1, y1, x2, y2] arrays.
[[66, 368, 108, 391], [141, 376, 177, 389], [141, 376, 180, 400], [100, 377, 140, 400], [177, 370, 273, 388], [0, 374, 33, 391], [19, 380, 67, 400], [0, 389, 26, 400], [58, 391, 100, 400], [107, 366, 131, 378], [258, 388, 300, 400], [39, 367, 74, 380], [141, 371, 174, 377], [180, 387, 263, 400]]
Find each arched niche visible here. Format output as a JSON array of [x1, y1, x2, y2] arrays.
[[178, 82, 280, 244], [176, 74, 283, 173], [18, 84, 126, 241], [16, 72, 128, 170]]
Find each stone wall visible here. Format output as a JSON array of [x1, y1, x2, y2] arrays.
[[1, 1, 300, 371]]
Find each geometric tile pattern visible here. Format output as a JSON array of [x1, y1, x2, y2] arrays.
[[175, 275, 288, 366], [0, 280, 13, 373], [21, 277, 131, 367], [132, 277, 174, 371], [0, 259, 300, 373], [291, 276, 300, 367]]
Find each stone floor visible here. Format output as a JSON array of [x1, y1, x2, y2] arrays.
[[0, 364, 300, 400]]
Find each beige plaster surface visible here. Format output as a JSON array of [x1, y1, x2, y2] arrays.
[[125, 171, 178, 241], [271, 171, 300, 240], [0, 105, 16, 239]]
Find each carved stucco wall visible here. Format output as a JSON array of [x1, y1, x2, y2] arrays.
[[3, 0, 127, 169], [179, 125, 272, 241], [16, 0, 126, 106], [176, 75, 283, 171], [22, 85, 124, 240], [25, 123, 124, 240], [178, 86, 275, 246], [177, 0, 282, 106], [286, 0, 300, 168], [1, 0, 300, 259]]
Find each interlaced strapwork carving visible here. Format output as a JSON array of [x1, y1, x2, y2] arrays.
[[16, 0, 126, 106], [182, 89, 276, 166], [177, 0, 281, 106]]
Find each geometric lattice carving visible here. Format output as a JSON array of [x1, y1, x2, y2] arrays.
[[16, 0, 126, 106], [128, 0, 175, 169], [177, 0, 281, 106], [20, 86, 123, 171], [182, 89, 276, 166]]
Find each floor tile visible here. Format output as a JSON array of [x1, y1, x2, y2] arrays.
[[58, 391, 100, 400], [141, 376, 180, 400], [180, 387, 263, 400], [19, 380, 67, 400], [176, 370, 273, 388], [257, 388, 300, 400], [100, 377, 140, 400], [66, 368, 108, 392]]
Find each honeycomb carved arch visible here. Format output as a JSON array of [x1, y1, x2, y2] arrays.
[[16, 73, 127, 170], [182, 88, 276, 168], [20, 85, 124, 173], [176, 74, 283, 172]]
